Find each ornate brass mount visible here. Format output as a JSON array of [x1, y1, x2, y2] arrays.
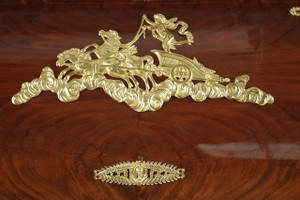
[[12, 14, 274, 112], [94, 161, 185, 186], [290, 7, 300, 16]]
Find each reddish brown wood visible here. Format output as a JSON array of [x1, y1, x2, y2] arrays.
[[0, 0, 300, 199]]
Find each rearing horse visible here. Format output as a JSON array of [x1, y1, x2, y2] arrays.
[[55, 30, 159, 90]]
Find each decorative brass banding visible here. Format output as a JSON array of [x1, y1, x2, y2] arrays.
[[12, 14, 274, 112], [290, 7, 300, 16], [94, 161, 185, 186]]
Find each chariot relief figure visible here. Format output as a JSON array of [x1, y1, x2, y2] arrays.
[[12, 14, 274, 112]]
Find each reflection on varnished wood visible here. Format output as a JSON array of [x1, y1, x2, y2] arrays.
[[0, 0, 300, 199], [197, 143, 300, 160]]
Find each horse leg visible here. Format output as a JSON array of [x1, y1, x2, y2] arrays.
[[106, 70, 139, 88], [64, 71, 80, 81], [58, 68, 72, 79], [141, 56, 158, 90], [130, 70, 156, 91], [58, 63, 77, 79], [138, 74, 150, 91], [146, 72, 157, 89], [82, 43, 99, 53]]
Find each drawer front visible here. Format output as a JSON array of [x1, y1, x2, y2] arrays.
[[0, 1, 299, 199]]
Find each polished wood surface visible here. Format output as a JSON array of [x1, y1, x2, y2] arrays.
[[1, 0, 300, 199]]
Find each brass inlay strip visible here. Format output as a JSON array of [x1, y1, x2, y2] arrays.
[[12, 14, 274, 111]]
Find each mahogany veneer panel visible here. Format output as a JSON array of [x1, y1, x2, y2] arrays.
[[0, 0, 299, 199]]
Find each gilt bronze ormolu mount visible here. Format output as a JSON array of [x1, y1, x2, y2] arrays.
[[94, 160, 185, 186], [12, 14, 274, 112]]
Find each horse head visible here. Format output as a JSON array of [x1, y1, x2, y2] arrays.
[[56, 48, 91, 67], [98, 30, 122, 47]]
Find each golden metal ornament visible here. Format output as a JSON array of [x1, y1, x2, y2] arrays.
[[12, 14, 274, 112], [290, 7, 300, 16], [94, 161, 185, 186]]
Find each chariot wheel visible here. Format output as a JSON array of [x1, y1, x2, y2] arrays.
[[171, 65, 191, 82]]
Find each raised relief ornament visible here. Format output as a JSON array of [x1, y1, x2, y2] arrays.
[[94, 161, 185, 186], [12, 14, 274, 112], [290, 7, 300, 16]]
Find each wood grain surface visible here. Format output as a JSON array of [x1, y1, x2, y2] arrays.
[[0, 0, 300, 199]]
